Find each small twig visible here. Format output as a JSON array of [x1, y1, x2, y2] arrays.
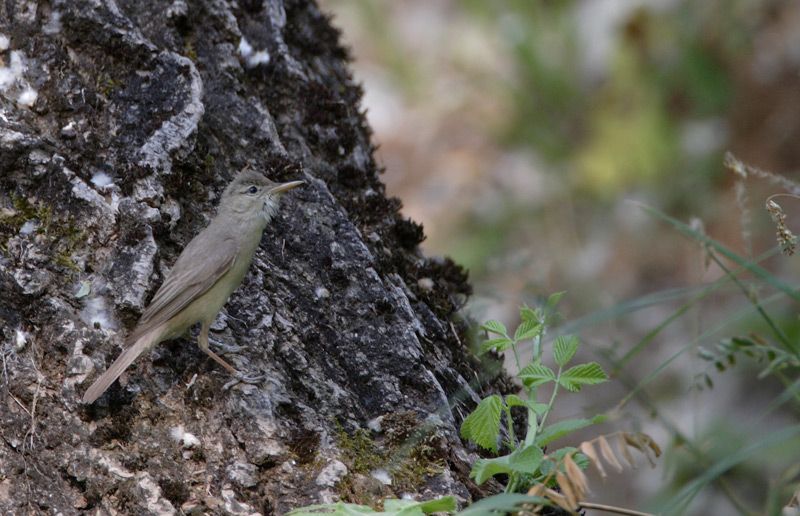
[[26, 378, 41, 449], [580, 501, 653, 516], [1, 346, 7, 387], [24, 355, 44, 451], [185, 373, 198, 389], [449, 322, 462, 346], [9, 392, 31, 417]]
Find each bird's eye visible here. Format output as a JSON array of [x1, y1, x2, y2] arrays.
[[247, 186, 258, 194]]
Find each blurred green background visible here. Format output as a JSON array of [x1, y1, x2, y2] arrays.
[[320, 0, 800, 513]]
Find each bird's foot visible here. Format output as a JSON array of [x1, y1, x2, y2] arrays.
[[208, 337, 246, 355], [222, 371, 266, 391]]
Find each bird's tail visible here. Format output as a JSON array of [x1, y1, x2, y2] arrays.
[[82, 330, 158, 404]]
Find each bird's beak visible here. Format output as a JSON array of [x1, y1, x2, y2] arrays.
[[268, 180, 305, 194]]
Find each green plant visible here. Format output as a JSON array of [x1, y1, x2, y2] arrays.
[[696, 335, 800, 390], [461, 294, 609, 496], [288, 295, 660, 515], [286, 496, 456, 516]]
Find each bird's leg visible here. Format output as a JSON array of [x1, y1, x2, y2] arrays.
[[198, 321, 239, 375], [198, 322, 264, 386]]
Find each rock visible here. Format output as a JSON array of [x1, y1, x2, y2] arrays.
[[316, 459, 348, 487], [0, 0, 505, 513]]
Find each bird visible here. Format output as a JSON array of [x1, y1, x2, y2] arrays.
[[82, 170, 304, 404]]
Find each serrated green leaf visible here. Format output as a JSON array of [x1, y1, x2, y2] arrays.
[[470, 455, 513, 485], [286, 502, 376, 515], [553, 335, 579, 367], [479, 337, 513, 355], [535, 415, 607, 446], [288, 496, 457, 516], [457, 494, 552, 515], [519, 305, 540, 323], [517, 363, 556, 387], [505, 394, 548, 415], [558, 362, 609, 392], [460, 395, 503, 452], [385, 496, 457, 515], [514, 319, 541, 341], [382, 500, 416, 511], [470, 445, 544, 484], [508, 444, 544, 472], [504, 394, 527, 408], [412, 496, 457, 514], [546, 291, 566, 310], [481, 320, 508, 337]]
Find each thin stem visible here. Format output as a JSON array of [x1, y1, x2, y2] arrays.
[[538, 366, 562, 431], [511, 341, 522, 373], [523, 399, 539, 447], [708, 250, 794, 354], [504, 473, 519, 494], [580, 501, 654, 516], [532, 329, 543, 363]]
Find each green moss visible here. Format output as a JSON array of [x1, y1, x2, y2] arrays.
[[97, 74, 123, 97], [0, 195, 85, 272], [54, 249, 80, 271], [203, 153, 216, 173], [333, 414, 446, 502], [0, 195, 50, 246], [337, 425, 383, 473], [184, 40, 198, 62], [1, 196, 35, 230]]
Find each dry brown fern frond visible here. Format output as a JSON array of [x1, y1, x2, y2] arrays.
[[525, 431, 660, 515], [582, 431, 661, 478]]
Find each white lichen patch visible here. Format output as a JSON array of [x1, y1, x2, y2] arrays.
[[170, 425, 201, 449], [417, 277, 434, 291], [371, 468, 392, 486], [0, 50, 38, 108], [226, 461, 257, 488], [61, 121, 77, 138], [14, 328, 28, 351], [367, 415, 383, 432], [314, 286, 330, 300], [79, 296, 119, 331], [238, 37, 253, 57], [248, 50, 270, 67], [0, 34, 9, 51], [0, 51, 24, 90], [136, 53, 203, 174], [315, 459, 347, 487], [19, 220, 36, 235], [42, 11, 62, 35], [238, 37, 270, 68], [17, 86, 37, 106], [91, 171, 114, 188]]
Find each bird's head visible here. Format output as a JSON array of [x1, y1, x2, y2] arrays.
[[220, 169, 304, 222]]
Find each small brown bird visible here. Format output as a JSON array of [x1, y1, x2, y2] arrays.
[[82, 170, 303, 404]]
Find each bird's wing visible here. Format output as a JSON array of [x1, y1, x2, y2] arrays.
[[127, 226, 240, 344]]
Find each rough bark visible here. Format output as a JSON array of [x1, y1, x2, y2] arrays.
[[0, 1, 504, 513]]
